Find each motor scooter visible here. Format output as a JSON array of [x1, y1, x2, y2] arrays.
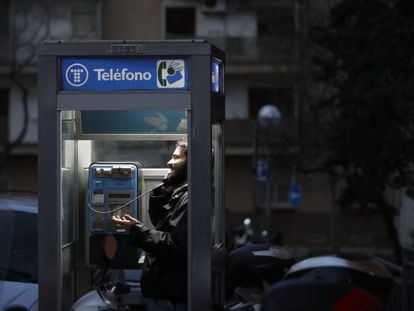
[[71, 268, 146, 311], [261, 255, 394, 311], [224, 243, 295, 311]]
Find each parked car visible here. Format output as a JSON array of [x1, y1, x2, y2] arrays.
[[0, 194, 38, 311]]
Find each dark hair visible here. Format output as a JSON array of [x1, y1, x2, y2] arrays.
[[176, 140, 187, 156]]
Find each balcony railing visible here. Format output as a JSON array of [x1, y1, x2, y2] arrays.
[[165, 35, 296, 66], [225, 118, 298, 154], [224, 36, 295, 64], [1, 35, 297, 68]]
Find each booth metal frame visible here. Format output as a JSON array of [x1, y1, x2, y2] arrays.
[[38, 40, 225, 311]]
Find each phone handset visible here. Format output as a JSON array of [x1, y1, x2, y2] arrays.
[[88, 180, 167, 215]]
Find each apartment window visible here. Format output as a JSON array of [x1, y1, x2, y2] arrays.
[[0, 88, 8, 144], [72, 2, 97, 39], [257, 5, 294, 36], [249, 87, 294, 120], [166, 7, 195, 37], [0, 0, 9, 36]]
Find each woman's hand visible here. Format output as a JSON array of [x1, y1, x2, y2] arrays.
[[111, 214, 140, 229]]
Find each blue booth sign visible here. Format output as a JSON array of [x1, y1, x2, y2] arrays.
[[211, 60, 220, 93], [61, 58, 189, 91], [289, 184, 302, 206]]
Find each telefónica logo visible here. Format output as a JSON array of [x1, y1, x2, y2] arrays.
[[157, 60, 185, 88], [65, 63, 89, 87]]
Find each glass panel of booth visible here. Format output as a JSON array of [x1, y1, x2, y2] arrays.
[[61, 111, 76, 246], [211, 122, 225, 305], [211, 123, 224, 245], [60, 109, 187, 250]]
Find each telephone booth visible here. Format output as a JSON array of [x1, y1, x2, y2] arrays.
[[37, 40, 225, 311]]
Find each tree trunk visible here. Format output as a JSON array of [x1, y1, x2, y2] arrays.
[[377, 195, 402, 263]]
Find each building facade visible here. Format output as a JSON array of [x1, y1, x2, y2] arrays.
[[0, 0, 396, 258]]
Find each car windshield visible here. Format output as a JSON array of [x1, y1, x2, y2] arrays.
[[0, 195, 38, 283]]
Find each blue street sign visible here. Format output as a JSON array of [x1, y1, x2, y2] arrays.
[[256, 157, 268, 182], [61, 58, 189, 91], [289, 184, 302, 206]]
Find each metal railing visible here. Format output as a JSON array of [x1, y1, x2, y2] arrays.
[[164, 35, 296, 65], [225, 119, 298, 149], [1, 35, 297, 68]]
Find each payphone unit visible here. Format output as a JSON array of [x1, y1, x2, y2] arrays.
[[88, 163, 138, 234], [87, 162, 142, 268]]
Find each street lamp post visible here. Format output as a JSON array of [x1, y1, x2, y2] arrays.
[[255, 105, 281, 237]]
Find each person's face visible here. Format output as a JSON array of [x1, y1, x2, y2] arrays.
[[166, 146, 187, 186], [167, 146, 186, 172]]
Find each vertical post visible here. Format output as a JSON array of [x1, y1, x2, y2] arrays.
[[188, 54, 212, 311], [265, 128, 272, 232], [252, 122, 259, 212], [38, 55, 62, 311], [257, 105, 281, 238]]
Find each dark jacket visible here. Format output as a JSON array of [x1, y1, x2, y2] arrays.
[[129, 184, 188, 302]]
